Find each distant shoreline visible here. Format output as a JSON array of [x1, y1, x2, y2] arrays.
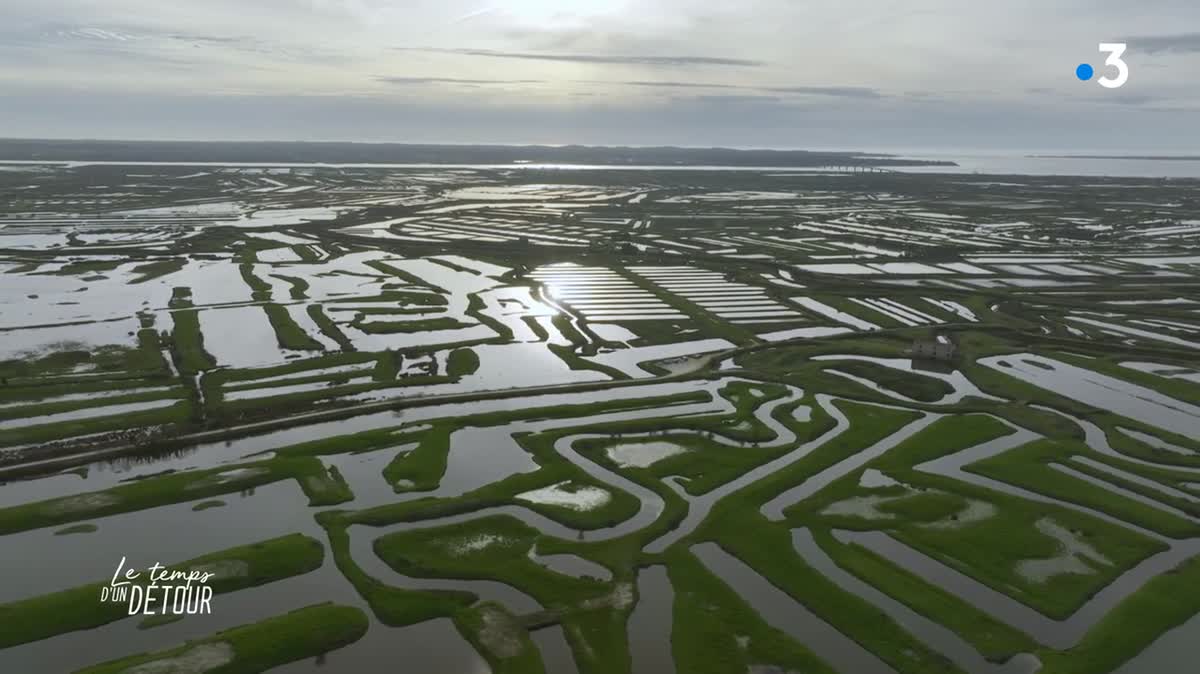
[[1029, 154, 1200, 161], [0, 138, 956, 168]]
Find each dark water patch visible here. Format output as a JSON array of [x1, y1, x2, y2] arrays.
[[629, 565, 676, 674]]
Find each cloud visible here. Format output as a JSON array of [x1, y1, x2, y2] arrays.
[[592, 80, 883, 99], [376, 76, 544, 86], [11, 23, 348, 66], [1105, 93, 1158, 106], [39, 24, 240, 48], [619, 80, 741, 89], [676, 94, 782, 104], [763, 86, 882, 99], [1129, 32, 1200, 54], [399, 48, 764, 67], [451, 7, 499, 25]]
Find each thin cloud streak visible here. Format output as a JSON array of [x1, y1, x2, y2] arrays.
[[376, 76, 544, 85], [1129, 32, 1200, 54], [763, 86, 882, 99], [602, 80, 884, 98], [398, 47, 765, 67]]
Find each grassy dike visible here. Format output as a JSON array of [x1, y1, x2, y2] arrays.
[[1037, 555, 1200, 674], [307, 304, 356, 351], [0, 401, 193, 449], [700, 518, 963, 674], [0, 377, 182, 413], [815, 531, 1038, 663], [0, 455, 347, 535], [775, 414, 1043, 657], [446, 347, 481, 377], [169, 300, 217, 375], [74, 603, 367, 674], [455, 602, 545, 674], [263, 303, 326, 351], [318, 514, 476, 626], [677, 401, 970, 674], [0, 534, 324, 649], [665, 550, 837, 674], [790, 412, 1172, 621], [823, 360, 954, 402], [373, 515, 609, 608], [968, 439, 1200, 539], [383, 423, 453, 491]]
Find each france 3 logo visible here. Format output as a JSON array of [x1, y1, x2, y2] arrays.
[[1076, 43, 1128, 89]]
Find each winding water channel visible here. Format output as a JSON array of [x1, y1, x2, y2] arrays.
[[4, 357, 1200, 672]]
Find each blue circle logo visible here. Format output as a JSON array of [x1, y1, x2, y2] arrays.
[[1076, 63, 1094, 81]]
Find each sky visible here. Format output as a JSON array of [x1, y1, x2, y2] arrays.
[[2, 0, 1199, 151]]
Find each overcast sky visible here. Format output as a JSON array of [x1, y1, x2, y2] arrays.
[[2, 0, 1198, 151]]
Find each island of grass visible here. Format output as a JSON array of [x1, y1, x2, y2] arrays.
[[822, 360, 954, 402], [75, 603, 367, 674], [0, 533, 325, 649], [53, 523, 98, 536], [447, 347, 481, 377]]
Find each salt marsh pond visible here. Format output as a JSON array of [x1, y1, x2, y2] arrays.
[[1, 162, 1199, 673]]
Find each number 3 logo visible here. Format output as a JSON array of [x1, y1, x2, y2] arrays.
[[1097, 43, 1129, 89]]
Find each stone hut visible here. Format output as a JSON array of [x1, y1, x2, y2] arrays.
[[911, 334, 958, 362]]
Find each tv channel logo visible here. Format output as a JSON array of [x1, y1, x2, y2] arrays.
[[1076, 43, 1128, 88]]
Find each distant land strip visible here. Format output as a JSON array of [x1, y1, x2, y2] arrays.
[[1030, 154, 1200, 161], [0, 139, 957, 168]]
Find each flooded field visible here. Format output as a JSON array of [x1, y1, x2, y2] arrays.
[[1, 164, 1199, 673]]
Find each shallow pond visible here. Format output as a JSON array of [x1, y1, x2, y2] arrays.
[[606, 441, 688, 469], [790, 297, 879, 331], [757, 326, 852, 342], [0, 480, 315, 604], [585, 338, 734, 378], [1116, 427, 1195, 456], [981, 354, 1200, 438], [1119, 361, 1200, 384], [529, 547, 612, 582], [628, 566, 676, 674], [0, 318, 142, 360], [198, 305, 296, 368]]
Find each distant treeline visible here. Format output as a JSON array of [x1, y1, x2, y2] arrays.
[[0, 139, 956, 167]]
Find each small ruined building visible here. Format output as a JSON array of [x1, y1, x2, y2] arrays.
[[911, 335, 958, 362]]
